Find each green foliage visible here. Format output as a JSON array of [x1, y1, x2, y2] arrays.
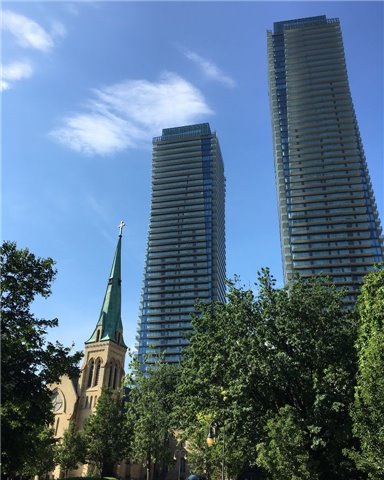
[[0, 241, 82, 477], [83, 388, 130, 477], [125, 358, 178, 479], [349, 266, 384, 478], [20, 425, 56, 478], [175, 269, 361, 479], [256, 405, 316, 480], [56, 421, 87, 478]]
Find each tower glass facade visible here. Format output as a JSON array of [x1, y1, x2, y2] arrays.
[[137, 123, 226, 367], [268, 15, 384, 305]]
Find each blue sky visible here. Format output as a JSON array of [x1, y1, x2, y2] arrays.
[[2, 1, 383, 358]]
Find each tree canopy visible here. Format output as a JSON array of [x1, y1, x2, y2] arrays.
[[83, 388, 130, 477], [349, 266, 384, 478], [1, 241, 82, 477], [55, 421, 87, 478], [125, 358, 179, 480], [175, 269, 362, 479]]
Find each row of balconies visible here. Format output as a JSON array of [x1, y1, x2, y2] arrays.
[[291, 239, 376, 251], [288, 169, 362, 185], [270, 80, 349, 104], [288, 139, 361, 154], [288, 184, 368, 199], [147, 260, 208, 270], [289, 222, 375, 236], [144, 271, 209, 281], [147, 254, 209, 265], [292, 256, 382, 269], [289, 157, 361, 172], [144, 278, 210, 288], [288, 207, 369, 220], [152, 162, 213, 179], [290, 213, 376, 227], [288, 176, 363, 191], [287, 176, 366, 190], [153, 173, 205, 187], [286, 111, 354, 129], [292, 246, 380, 259], [288, 230, 374, 243], [285, 69, 346, 89]]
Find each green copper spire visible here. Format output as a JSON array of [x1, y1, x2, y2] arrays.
[[86, 221, 126, 346]]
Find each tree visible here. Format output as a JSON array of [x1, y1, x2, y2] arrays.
[[55, 421, 86, 478], [349, 266, 384, 478], [126, 359, 178, 480], [175, 270, 362, 480], [256, 405, 317, 480], [83, 388, 130, 477], [20, 426, 56, 479], [1, 241, 82, 477]]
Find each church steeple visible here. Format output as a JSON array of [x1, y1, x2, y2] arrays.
[[86, 221, 126, 346]]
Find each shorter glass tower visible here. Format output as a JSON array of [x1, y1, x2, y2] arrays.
[[137, 123, 226, 367]]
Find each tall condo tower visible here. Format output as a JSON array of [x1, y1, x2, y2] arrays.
[[137, 123, 226, 367], [267, 15, 384, 305]]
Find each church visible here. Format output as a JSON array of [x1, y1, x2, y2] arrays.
[[49, 221, 129, 478]]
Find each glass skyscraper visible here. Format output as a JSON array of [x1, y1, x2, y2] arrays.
[[137, 123, 226, 367], [268, 15, 383, 305]]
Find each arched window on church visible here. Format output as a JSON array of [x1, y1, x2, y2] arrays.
[[112, 364, 119, 389], [108, 361, 115, 388], [87, 360, 95, 388], [89, 396, 93, 409], [94, 359, 101, 386]]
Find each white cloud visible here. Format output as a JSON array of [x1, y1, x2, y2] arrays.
[[50, 72, 213, 156], [1, 60, 34, 90], [2, 10, 54, 52], [182, 48, 236, 88], [50, 20, 67, 40]]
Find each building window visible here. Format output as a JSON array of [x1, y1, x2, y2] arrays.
[[87, 360, 95, 388], [94, 359, 101, 386], [112, 365, 118, 389]]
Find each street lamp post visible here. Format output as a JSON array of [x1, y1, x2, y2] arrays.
[[174, 444, 187, 480], [206, 419, 225, 480]]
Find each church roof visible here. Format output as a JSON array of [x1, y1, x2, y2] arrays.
[[86, 222, 127, 347]]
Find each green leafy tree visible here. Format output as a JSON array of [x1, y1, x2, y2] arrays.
[[83, 388, 130, 477], [175, 270, 362, 480], [21, 426, 56, 479], [256, 405, 317, 480], [126, 359, 178, 480], [349, 266, 384, 478], [55, 421, 86, 478], [1, 241, 82, 477]]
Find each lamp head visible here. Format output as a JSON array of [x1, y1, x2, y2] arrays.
[[206, 435, 215, 447]]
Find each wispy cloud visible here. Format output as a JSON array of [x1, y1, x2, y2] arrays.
[[2, 10, 66, 90], [182, 48, 236, 88], [50, 20, 67, 40], [2, 10, 55, 52], [1, 60, 34, 91], [50, 72, 213, 156]]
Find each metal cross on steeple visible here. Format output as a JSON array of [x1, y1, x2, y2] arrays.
[[118, 220, 126, 236]]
